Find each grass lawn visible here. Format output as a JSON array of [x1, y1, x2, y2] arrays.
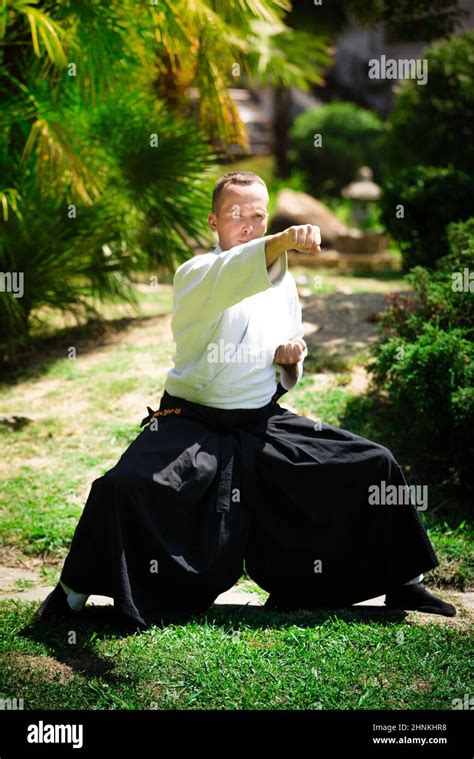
[[0, 274, 472, 711], [1, 602, 472, 710]]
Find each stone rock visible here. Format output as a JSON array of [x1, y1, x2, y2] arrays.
[[287, 249, 400, 273], [335, 229, 388, 254], [269, 189, 349, 247]]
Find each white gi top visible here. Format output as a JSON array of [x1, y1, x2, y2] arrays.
[[164, 237, 308, 409]]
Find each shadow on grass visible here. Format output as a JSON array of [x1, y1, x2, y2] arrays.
[[203, 603, 408, 627], [0, 313, 168, 387], [12, 601, 405, 685], [20, 600, 409, 643]]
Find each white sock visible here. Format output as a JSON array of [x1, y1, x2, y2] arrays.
[[59, 580, 89, 611], [404, 573, 424, 585]]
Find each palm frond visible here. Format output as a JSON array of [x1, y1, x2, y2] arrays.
[[0, 187, 23, 222], [51, 0, 156, 104], [196, 0, 289, 28], [245, 20, 333, 89], [20, 117, 99, 204], [1, 0, 68, 66]]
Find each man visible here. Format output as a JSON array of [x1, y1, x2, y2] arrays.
[[34, 170, 456, 627]]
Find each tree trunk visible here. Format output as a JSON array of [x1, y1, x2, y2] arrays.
[[273, 85, 292, 179]]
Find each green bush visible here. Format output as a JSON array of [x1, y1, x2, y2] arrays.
[[370, 324, 473, 425], [379, 166, 474, 271], [288, 101, 385, 197], [379, 218, 474, 338], [369, 218, 474, 486], [443, 217, 474, 269], [370, 325, 473, 487], [384, 30, 474, 174], [376, 218, 474, 338]]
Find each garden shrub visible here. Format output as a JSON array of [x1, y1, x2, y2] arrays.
[[379, 166, 474, 271], [369, 218, 474, 486], [383, 29, 474, 175], [288, 101, 385, 197]]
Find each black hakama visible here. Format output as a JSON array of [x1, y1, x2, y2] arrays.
[[60, 386, 439, 627]]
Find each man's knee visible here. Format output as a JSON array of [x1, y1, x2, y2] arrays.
[[373, 443, 400, 475]]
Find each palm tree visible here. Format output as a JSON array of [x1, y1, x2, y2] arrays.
[[0, 0, 331, 360]]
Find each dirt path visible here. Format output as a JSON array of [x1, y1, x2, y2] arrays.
[[302, 291, 386, 359], [274, 290, 388, 405]]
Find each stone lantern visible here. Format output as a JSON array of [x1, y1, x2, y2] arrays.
[[341, 166, 381, 226], [335, 166, 389, 260]]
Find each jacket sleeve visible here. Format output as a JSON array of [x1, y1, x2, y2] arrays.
[[278, 280, 308, 391], [172, 238, 288, 332]]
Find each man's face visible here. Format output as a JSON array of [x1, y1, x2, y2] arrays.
[[208, 182, 269, 252]]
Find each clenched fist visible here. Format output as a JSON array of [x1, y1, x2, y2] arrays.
[[284, 224, 321, 255], [265, 224, 322, 267], [273, 338, 307, 368]]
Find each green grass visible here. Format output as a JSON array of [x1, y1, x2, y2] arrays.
[[12, 579, 35, 592], [0, 471, 90, 555], [303, 352, 352, 374], [0, 601, 471, 710], [292, 380, 352, 425], [28, 287, 173, 341], [0, 420, 143, 556]]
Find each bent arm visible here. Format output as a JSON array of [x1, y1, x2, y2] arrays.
[[277, 281, 308, 391], [173, 237, 288, 331]]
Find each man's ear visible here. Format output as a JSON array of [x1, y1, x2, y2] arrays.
[[208, 212, 217, 232]]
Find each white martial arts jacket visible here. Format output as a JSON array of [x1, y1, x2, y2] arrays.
[[164, 237, 308, 409]]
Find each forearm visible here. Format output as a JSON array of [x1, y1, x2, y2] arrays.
[[264, 231, 289, 268], [279, 360, 304, 391], [279, 362, 298, 381]]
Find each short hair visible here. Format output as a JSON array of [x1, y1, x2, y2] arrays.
[[212, 171, 268, 213]]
